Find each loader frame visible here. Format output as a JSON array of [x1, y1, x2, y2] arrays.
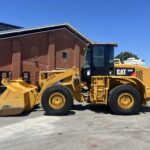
[[0, 66, 148, 116]]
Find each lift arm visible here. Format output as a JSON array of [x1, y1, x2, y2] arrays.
[[36, 67, 82, 104]]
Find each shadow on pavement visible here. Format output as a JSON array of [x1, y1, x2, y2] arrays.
[[141, 106, 150, 113], [6, 104, 150, 117], [3, 105, 42, 117], [73, 104, 150, 115], [73, 104, 110, 114]]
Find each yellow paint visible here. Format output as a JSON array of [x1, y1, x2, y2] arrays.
[[0, 79, 37, 116], [48, 92, 66, 109], [0, 67, 82, 116], [1, 62, 150, 116], [117, 93, 134, 109]]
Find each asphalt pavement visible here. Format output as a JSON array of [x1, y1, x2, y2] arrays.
[[0, 103, 150, 150]]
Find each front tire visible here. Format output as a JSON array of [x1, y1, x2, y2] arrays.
[[108, 85, 141, 115], [41, 85, 73, 116]]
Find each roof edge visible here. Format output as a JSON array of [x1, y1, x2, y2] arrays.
[[0, 23, 92, 44]]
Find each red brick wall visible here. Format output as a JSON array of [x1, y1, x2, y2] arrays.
[[0, 39, 12, 71], [0, 28, 88, 84]]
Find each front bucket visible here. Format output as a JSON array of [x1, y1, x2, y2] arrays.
[[0, 79, 37, 116]]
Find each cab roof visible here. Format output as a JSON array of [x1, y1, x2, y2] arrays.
[[90, 43, 118, 47]]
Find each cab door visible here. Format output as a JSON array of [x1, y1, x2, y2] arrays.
[[91, 45, 114, 76]]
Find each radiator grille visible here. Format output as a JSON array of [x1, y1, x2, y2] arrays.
[[136, 70, 143, 81]]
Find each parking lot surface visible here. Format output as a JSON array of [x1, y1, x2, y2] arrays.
[[1, 103, 150, 150]]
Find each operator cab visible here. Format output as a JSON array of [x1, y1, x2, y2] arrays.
[[81, 43, 117, 82]]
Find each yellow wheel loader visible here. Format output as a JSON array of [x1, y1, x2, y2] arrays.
[[0, 43, 150, 116]]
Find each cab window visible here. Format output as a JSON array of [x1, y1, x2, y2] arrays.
[[93, 46, 105, 67], [82, 48, 90, 68]]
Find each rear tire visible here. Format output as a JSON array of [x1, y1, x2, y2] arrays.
[[41, 85, 73, 116], [108, 85, 141, 115]]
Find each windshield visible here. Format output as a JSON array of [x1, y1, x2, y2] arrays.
[[82, 48, 90, 68]]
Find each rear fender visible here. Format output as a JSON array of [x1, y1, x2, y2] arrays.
[[110, 76, 146, 104]]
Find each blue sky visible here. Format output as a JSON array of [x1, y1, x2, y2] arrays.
[[0, 0, 150, 65]]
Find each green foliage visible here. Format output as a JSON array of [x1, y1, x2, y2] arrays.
[[115, 51, 139, 63]]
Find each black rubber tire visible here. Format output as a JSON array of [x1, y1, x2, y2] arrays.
[[41, 85, 73, 116], [108, 85, 141, 115]]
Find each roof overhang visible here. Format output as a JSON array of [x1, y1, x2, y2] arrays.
[[0, 23, 92, 44], [90, 43, 118, 47]]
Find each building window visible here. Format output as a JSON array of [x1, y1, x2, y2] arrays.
[[62, 52, 67, 59]]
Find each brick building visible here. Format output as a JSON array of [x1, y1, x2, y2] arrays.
[[0, 24, 91, 84]]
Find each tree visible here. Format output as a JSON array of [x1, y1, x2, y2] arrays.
[[115, 51, 139, 63]]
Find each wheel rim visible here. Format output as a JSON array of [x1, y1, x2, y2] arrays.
[[118, 93, 134, 109], [49, 92, 66, 109]]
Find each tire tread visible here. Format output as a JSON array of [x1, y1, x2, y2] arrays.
[[108, 84, 141, 115]]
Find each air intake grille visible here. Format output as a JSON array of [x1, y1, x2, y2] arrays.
[[136, 70, 143, 81]]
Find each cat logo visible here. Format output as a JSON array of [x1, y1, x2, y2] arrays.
[[116, 69, 126, 75]]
